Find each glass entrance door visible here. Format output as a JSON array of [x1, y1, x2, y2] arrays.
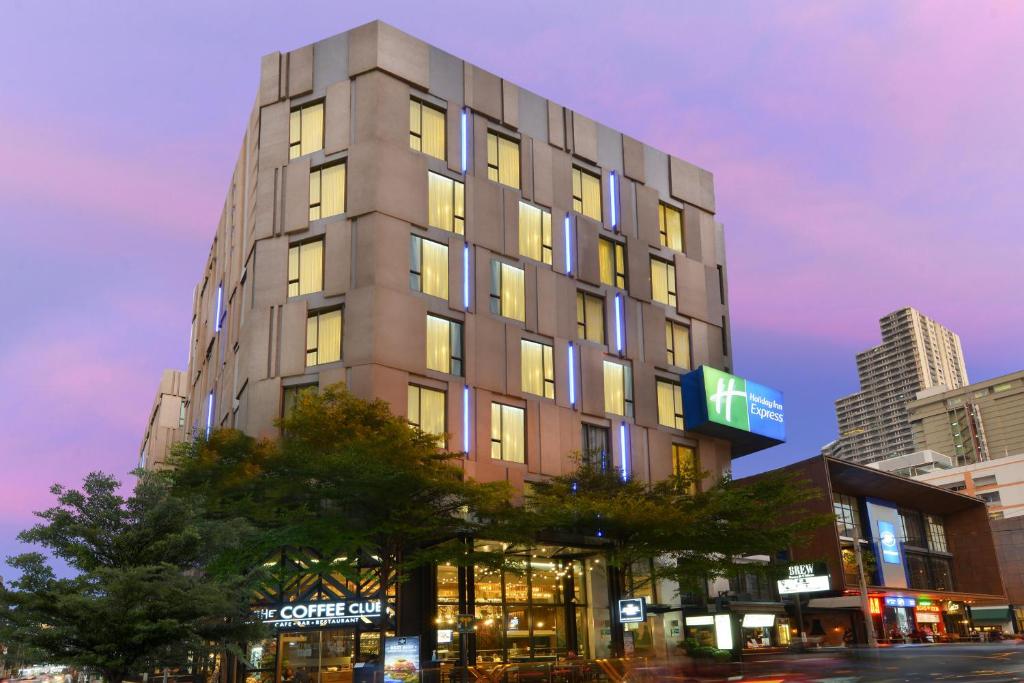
[[280, 631, 357, 683]]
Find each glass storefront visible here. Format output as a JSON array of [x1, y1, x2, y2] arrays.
[[246, 630, 382, 683]]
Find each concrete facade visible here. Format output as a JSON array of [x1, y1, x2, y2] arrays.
[[831, 308, 968, 466], [907, 453, 1024, 521], [139, 369, 187, 470], [153, 20, 739, 491]]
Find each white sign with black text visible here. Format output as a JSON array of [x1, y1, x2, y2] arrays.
[[776, 563, 830, 595]]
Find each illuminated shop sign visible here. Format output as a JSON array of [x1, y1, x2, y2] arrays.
[[777, 562, 830, 595], [681, 366, 786, 456], [885, 596, 916, 608], [877, 520, 901, 564], [255, 599, 382, 629], [618, 597, 647, 624], [916, 604, 942, 613]]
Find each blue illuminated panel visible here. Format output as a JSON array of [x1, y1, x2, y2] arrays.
[[568, 342, 576, 407], [460, 108, 468, 174], [463, 385, 470, 453], [463, 243, 470, 310], [619, 422, 629, 481], [614, 294, 624, 354], [609, 171, 618, 231]]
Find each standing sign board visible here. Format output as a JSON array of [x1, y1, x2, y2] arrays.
[[383, 636, 420, 683], [618, 597, 647, 623]]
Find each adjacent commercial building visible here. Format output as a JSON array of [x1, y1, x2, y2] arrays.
[[830, 308, 968, 466], [138, 369, 187, 470], [143, 20, 789, 676]]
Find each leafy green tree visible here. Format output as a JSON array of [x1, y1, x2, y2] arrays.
[[1, 473, 262, 683]]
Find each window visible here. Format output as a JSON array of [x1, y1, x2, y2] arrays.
[[603, 361, 633, 417], [979, 491, 1002, 505], [925, 515, 948, 553], [658, 203, 684, 252], [428, 172, 465, 234], [305, 309, 342, 366], [309, 163, 346, 220], [928, 556, 953, 590], [651, 257, 677, 307], [898, 509, 927, 547], [408, 385, 446, 446], [410, 235, 449, 300], [576, 291, 605, 343], [288, 240, 324, 297], [282, 384, 316, 420], [599, 238, 626, 289], [672, 445, 698, 494], [833, 493, 861, 538], [519, 202, 552, 265], [582, 424, 610, 470], [409, 98, 446, 160], [666, 321, 691, 369], [521, 339, 555, 399], [657, 380, 684, 430], [572, 166, 601, 220], [487, 132, 520, 188], [290, 102, 324, 159], [491, 403, 525, 463], [489, 261, 525, 322], [426, 315, 463, 376]]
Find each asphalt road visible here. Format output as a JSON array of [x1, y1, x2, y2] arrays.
[[739, 643, 1024, 682]]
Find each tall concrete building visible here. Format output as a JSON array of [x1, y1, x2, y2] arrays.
[[138, 369, 187, 470], [139, 21, 788, 666], [831, 307, 968, 465]]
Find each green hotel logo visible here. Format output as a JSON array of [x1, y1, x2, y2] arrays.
[[704, 367, 750, 431]]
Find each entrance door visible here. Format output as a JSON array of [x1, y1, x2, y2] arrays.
[[279, 631, 356, 683]]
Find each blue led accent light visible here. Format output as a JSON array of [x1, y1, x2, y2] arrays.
[[564, 214, 572, 274], [463, 243, 470, 309], [609, 171, 618, 231], [205, 391, 214, 434], [461, 108, 468, 174], [463, 385, 470, 454], [614, 294, 624, 354], [619, 422, 629, 481], [568, 342, 576, 407], [214, 283, 223, 331]]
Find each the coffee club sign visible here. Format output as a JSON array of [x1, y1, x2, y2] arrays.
[[255, 598, 382, 629], [681, 366, 786, 456]]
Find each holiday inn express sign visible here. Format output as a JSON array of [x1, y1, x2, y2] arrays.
[[682, 366, 786, 456]]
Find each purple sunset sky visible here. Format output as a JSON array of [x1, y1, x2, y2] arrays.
[[1, 1, 1022, 564]]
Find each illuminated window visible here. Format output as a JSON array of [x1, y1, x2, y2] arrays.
[[651, 257, 677, 307], [305, 309, 342, 366], [657, 380, 684, 430], [491, 403, 525, 463], [426, 315, 463, 376], [410, 235, 449, 300], [408, 385, 446, 446], [666, 321, 691, 369], [672, 444, 699, 494], [521, 339, 555, 399], [489, 261, 525, 322], [572, 166, 602, 220], [289, 102, 324, 159], [309, 163, 346, 221], [582, 424, 610, 471], [576, 291, 605, 343], [287, 240, 324, 297], [409, 98, 446, 160], [428, 172, 465, 234], [658, 203, 684, 252], [599, 238, 626, 289], [519, 202, 553, 265], [603, 361, 633, 417], [487, 132, 520, 188]]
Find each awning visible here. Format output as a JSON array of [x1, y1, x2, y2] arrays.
[[806, 596, 862, 610], [972, 607, 1012, 623], [727, 602, 787, 614]]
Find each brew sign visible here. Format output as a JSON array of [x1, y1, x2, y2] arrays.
[[777, 562, 830, 594]]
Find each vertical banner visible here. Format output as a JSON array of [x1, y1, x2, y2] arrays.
[[384, 636, 421, 683]]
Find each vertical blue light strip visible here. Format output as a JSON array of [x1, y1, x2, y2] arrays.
[[609, 171, 618, 231], [205, 391, 214, 434], [568, 342, 576, 407], [614, 294, 624, 354], [461, 108, 468, 175], [619, 422, 629, 481], [463, 243, 470, 310], [564, 214, 572, 274], [214, 283, 223, 331], [463, 385, 470, 454]]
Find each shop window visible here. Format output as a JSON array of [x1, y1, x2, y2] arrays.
[[487, 132, 520, 188], [582, 424, 610, 471], [410, 235, 449, 300], [408, 384, 446, 446], [428, 172, 465, 234], [666, 320, 691, 369], [657, 380, 684, 430], [672, 444, 698, 494], [426, 315, 463, 376], [650, 257, 677, 307], [491, 403, 525, 463], [519, 201, 552, 265], [290, 102, 324, 159], [599, 238, 626, 289], [576, 291, 605, 343], [309, 163, 346, 221], [409, 98, 446, 160], [490, 261, 525, 322], [305, 309, 342, 366], [603, 361, 633, 417], [521, 339, 555, 399], [572, 166, 602, 220], [288, 239, 324, 297], [658, 202, 684, 252]]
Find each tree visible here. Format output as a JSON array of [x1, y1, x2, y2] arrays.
[[1, 473, 262, 683]]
